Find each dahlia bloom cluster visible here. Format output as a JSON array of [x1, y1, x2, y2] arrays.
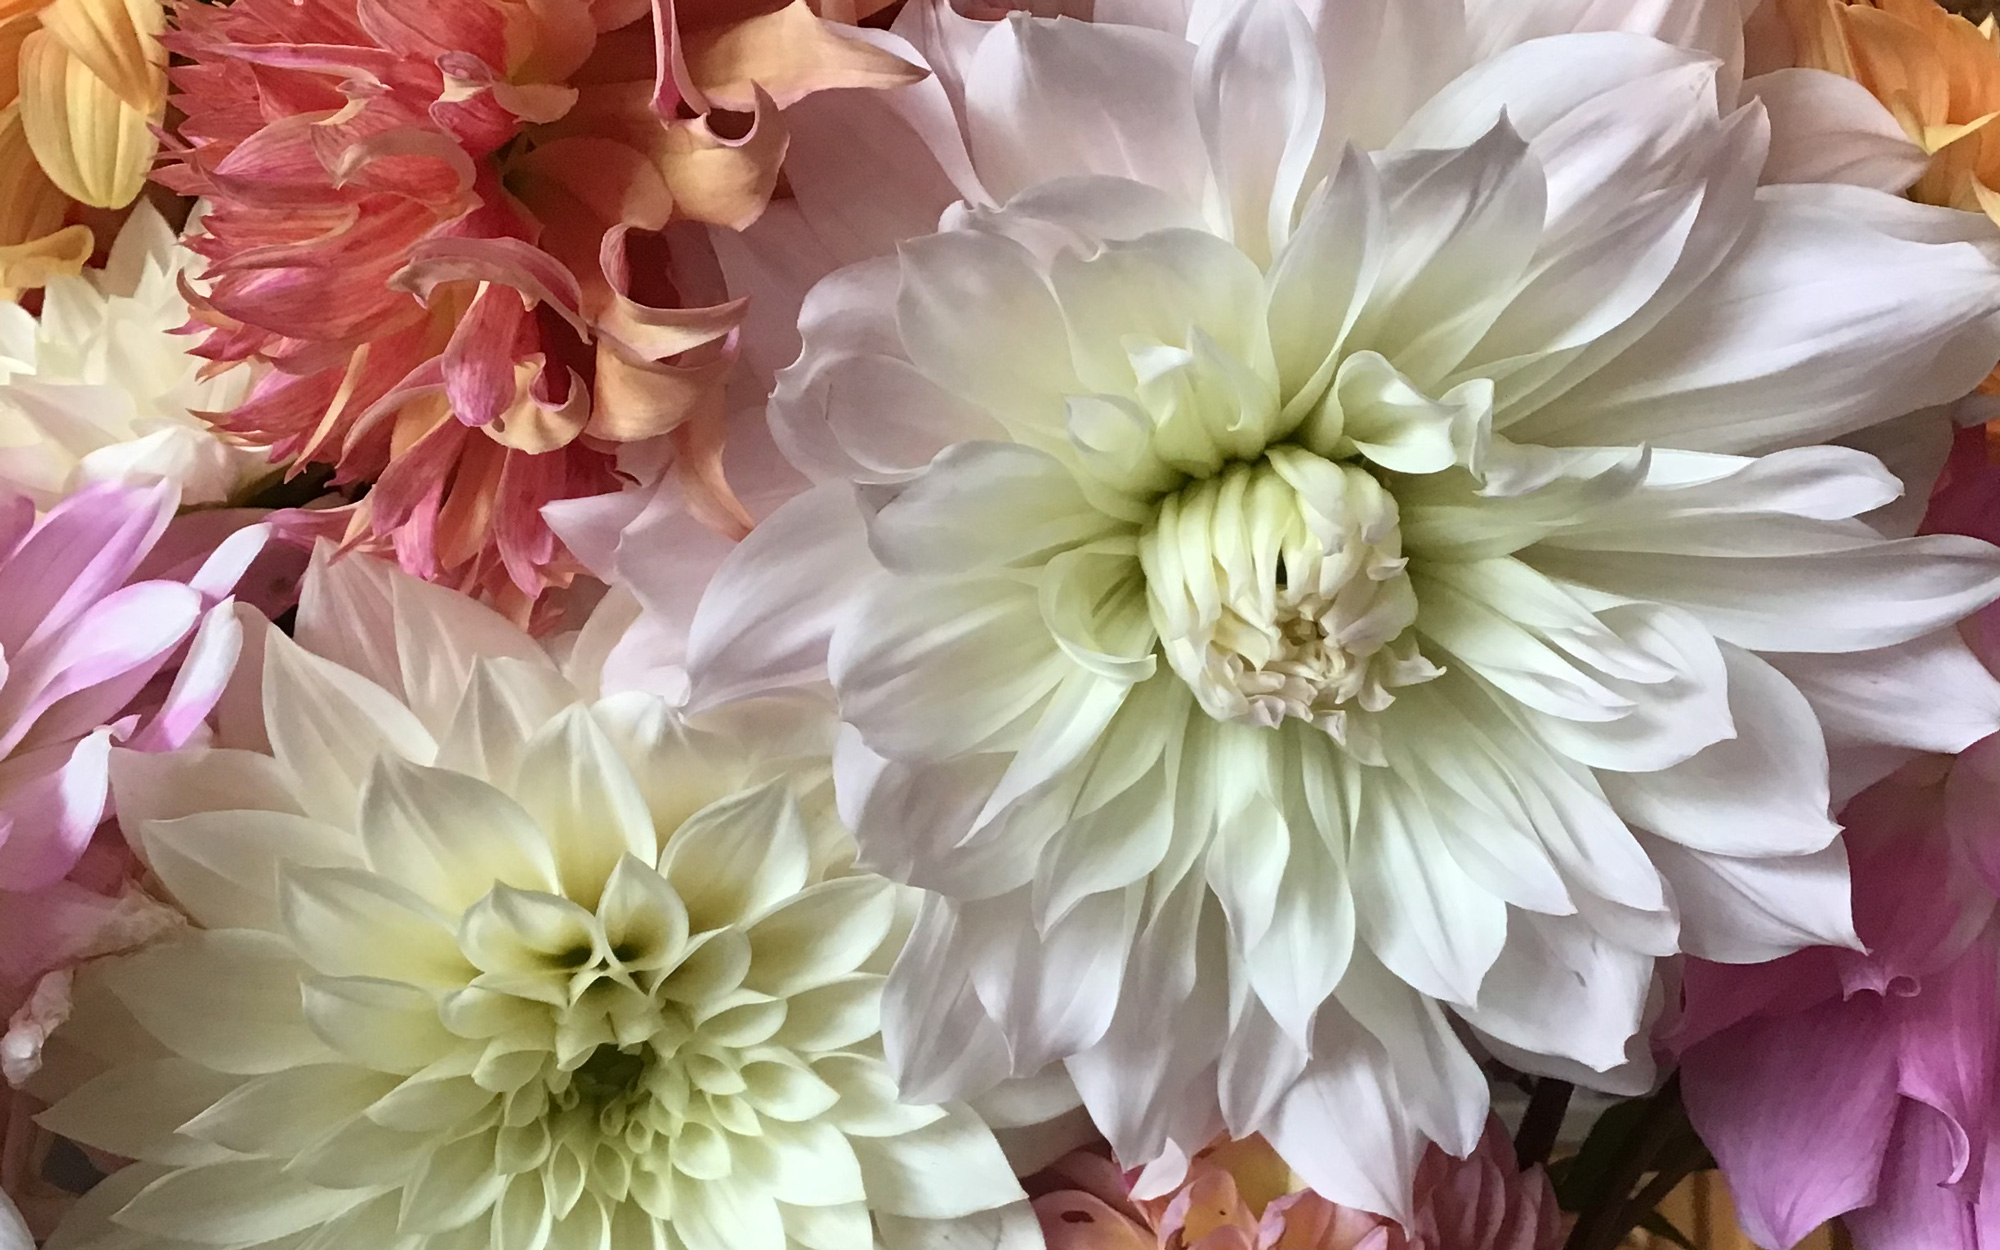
[[15, 0, 2000, 1249]]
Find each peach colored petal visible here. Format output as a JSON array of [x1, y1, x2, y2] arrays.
[[0, 11, 36, 105], [17, 23, 154, 207], [509, 133, 675, 234], [657, 84, 787, 228], [681, 0, 927, 110], [33, 0, 162, 114]]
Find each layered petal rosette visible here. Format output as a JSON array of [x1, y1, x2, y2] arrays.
[[0, 201, 263, 506], [686, 0, 2000, 1214], [160, 0, 921, 622], [30, 552, 1033, 1250]]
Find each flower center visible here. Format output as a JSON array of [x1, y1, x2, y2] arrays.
[[1137, 446, 1440, 737]]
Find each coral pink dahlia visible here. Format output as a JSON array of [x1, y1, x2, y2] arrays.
[[159, 0, 920, 623]]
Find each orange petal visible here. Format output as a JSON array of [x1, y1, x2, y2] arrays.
[[0, 99, 80, 246], [508, 133, 674, 234], [655, 84, 787, 228], [34, 0, 163, 113], [18, 24, 157, 207], [0, 12, 41, 106], [681, 0, 925, 110]]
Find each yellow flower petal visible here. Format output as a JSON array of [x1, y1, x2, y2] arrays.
[[681, 0, 926, 112], [34, 0, 163, 113], [18, 24, 156, 207]]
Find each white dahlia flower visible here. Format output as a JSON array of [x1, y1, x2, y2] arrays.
[[28, 552, 1033, 1250], [685, 0, 2000, 1215], [0, 201, 263, 507]]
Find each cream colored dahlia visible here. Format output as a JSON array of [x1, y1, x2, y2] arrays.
[[682, 0, 2000, 1218], [28, 552, 1033, 1250], [0, 201, 261, 506]]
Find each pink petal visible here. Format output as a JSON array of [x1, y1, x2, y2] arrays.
[[0, 582, 203, 758], [125, 603, 245, 754], [0, 482, 176, 659], [1890, 929, 2000, 1200], [442, 283, 532, 427], [0, 729, 113, 892], [1681, 995, 1902, 1249], [1845, 1102, 1981, 1250]]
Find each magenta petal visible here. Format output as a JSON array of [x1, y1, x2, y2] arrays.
[[1846, 1102, 1981, 1250], [1946, 734, 2000, 901], [1890, 928, 2000, 1199], [1682, 995, 1902, 1249]]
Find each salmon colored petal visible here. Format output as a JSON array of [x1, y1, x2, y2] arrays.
[[33, 0, 163, 114], [657, 84, 787, 228], [508, 134, 674, 234], [680, 0, 926, 111], [17, 26, 155, 208]]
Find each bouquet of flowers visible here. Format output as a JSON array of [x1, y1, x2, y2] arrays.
[[3, 1, 2000, 1249]]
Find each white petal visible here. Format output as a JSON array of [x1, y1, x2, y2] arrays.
[[686, 485, 877, 711], [1597, 645, 1839, 857], [849, 1104, 1022, 1219], [101, 930, 335, 1075], [967, 885, 1140, 1074], [1530, 533, 2000, 654], [1331, 951, 1488, 1157], [37, 1057, 242, 1165], [661, 776, 811, 930], [1766, 630, 2000, 758], [830, 574, 1068, 761], [142, 809, 361, 931], [1522, 199, 2000, 453], [859, 442, 1122, 576], [1642, 834, 1859, 963], [1263, 1008, 1423, 1222], [1454, 910, 1653, 1072], [112, 1160, 374, 1245], [1267, 146, 1386, 416], [1749, 68, 1925, 192], [260, 628, 437, 827], [1193, 0, 1327, 265], [1347, 765, 1506, 1007], [882, 898, 1022, 1106], [961, 15, 1203, 205], [512, 706, 658, 905], [357, 756, 562, 912]]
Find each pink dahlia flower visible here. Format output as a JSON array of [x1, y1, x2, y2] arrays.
[[159, 0, 921, 624], [1672, 422, 2000, 1250], [1032, 1125, 1561, 1250], [0, 480, 260, 1086]]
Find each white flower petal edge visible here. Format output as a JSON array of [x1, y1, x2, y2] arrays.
[[32, 552, 1034, 1250], [681, 0, 2000, 1218]]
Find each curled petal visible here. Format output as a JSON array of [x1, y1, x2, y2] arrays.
[[657, 85, 789, 229]]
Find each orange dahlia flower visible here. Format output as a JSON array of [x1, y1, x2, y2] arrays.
[[0, 0, 167, 297], [160, 0, 919, 623]]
